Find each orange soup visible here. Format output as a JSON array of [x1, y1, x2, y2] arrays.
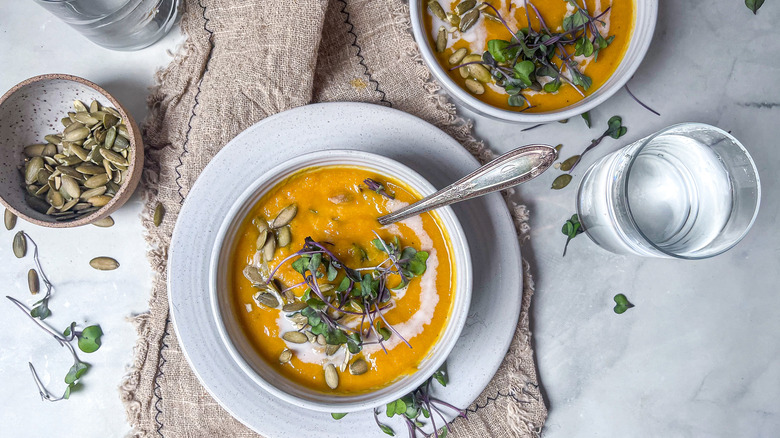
[[424, 0, 634, 112], [228, 166, 455, 394]]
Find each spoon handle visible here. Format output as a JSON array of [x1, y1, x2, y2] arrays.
[[378, 144, 557, 225]]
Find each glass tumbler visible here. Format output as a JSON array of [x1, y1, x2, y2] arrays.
[[34, 0, 181, 51], [576, 123, 761, 259]]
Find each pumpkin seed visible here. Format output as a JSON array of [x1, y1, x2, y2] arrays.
[[276, 226, 291, 247], [44, 134, 62, 145], [324, 363, 339, 389], [75, 164, 104, 175], [48, 190, 64, 209], [465, 79, 485, 94], [105, 107, 122, 118], [449, 48, 468, 65], [99, 148, 128, 166], [467, 63, 492, 82], [105, 126, 117, 148], [84, 173, 110, 189], [459, 8, 479, 32], [154, 202, 165, 227], [282, 331, 307, 344], [87, 195, 112, 207], [73, 100, 88, 112], [349, 359, 368, 375], [325, 345, 340, 356], [73, 112, 99, 126], [436, 26, 447, 53], [317, 334, 327, 346], [279, 349, 293, 364], [447, 12, 461, 27], [289, 313, 308, 326], [113, 135, 130, 149], [4, 209, 16, 230], [13, 231, 26, 258], [559, 155, 581, 172], [262, 233, 276, 261], [80, 186, 107, 200], [117, 124, 129, 139], [256, 229, 268, 249], [25, 157, 44, 185], [61, 198, 79, 212], [459, 66, 469, 78], [92, 216, 114, 227], [243, 266, 265, 284], [455, 0, 476, 14], [61, 175, 81, 199], [282, 301, 308, 312], [253, 216, 269, 233], [43, 144, 58, 157], [270, 204, 297, 229], [89, 256, 119, 270], [103, 113, 119, 128], [551, 174, 573, 190], [304, 331, 316, 343], [89, 100, 100, 113], [24, 144, 46, 157], [254, 292, 280, 308], [28, 269, 40, 295], [61, 117, 73, 127], [63, 127, 90, 142], [427, 0, 447, 20]]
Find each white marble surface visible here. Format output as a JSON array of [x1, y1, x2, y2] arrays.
[[1, 0, 779, 437]]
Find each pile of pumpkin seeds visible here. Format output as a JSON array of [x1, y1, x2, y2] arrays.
[[254, 204, 296, 262], [20, 99, 131, 222], [429, 1, 501, 95]]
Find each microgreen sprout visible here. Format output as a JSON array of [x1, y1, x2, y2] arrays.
[[364, 178, 395, 199], [264, 233, 428, 355], [613, 293, 634, 314], [745, 0, 765, 14], [372, 367, 466, 437], [561, 214, 584, 256], [450, 1, 615, 109]]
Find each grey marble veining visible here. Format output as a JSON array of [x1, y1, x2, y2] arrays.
[[1, 0, 778, 437]]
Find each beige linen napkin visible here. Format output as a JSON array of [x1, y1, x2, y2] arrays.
[[120, 0, 547, 436]]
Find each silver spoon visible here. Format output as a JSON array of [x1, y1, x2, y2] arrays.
[[378, 144, 557, 225]]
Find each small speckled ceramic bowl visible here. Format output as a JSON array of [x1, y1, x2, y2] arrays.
[[0, 74, 143, 227]]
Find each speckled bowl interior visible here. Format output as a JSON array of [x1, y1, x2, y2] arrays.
[[0, 74, 143, 227]]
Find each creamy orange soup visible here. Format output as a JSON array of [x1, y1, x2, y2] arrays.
[[424, 0, 634, 112], [228, 166, 455, 394]]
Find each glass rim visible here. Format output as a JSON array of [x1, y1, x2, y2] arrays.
[[622, 122, 761, 260]]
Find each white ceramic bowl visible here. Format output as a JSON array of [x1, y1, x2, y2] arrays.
[[210, 149, 473, 413], [409, 0, 658, 123]]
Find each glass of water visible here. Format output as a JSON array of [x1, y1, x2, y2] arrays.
[[34, 0, 181, 51], [576, 123, 761, 259]]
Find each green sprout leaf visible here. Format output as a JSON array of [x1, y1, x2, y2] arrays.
[[581, 111, 591, 128], [77, 325, 103, 353], [379, 423, 395, 436], [544, 79, 562, 93], [613, 293, 635, 314], [574, 37, 594, 57], [62, 322, 76, 339], [64, 361, 89, 385], [30, 297, 51, 320], [433, 369, 448, 387], [561, 214, 584, 256], [745, 0, 765, 14], [513, 60, 535, 87], [331, 413, 347, 420], [438, 427, 449, 437]]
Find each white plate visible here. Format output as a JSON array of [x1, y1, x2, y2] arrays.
[[169, 102, 523, 437]]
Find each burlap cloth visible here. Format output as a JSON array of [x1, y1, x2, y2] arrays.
[[120, 0, 547, 436]]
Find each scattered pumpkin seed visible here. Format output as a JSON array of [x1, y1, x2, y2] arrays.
[[4, 209, 17, 230], [459, 8, 480, 32], [467, 63, 492, 82], [446, 12, 461, 27], [279, 349, 293, 364], [28, 269, 40, 295], [282, 301, 308, 312], [91, 216, 115, 227], [262, 234, 277, 261], [13, 231, 26, 258], [73, 100, 88, 113], [89, 256, 119, 270], [254, 216, 269, 233], [317, 334, 327, 346], [349, 359, 369, 375], [254, 292, 280, 308], [324, 363, 339, 389], [559, 155, 581, 172], [282, 331, 307, 344], [551, 174, 573, 190], [154, 202, 165, 227], [465, 79, 485, 94], [427, 0, 447, 20], [325, 345, 340, 356], [448, 48, 468, 65], [436, 26, 447, 53], [256, 229, 269, 249], [270, 204, 298, 229], [455, 0, 476, 14], [243, 266, 265, 284], [276, 226, 292, 247]]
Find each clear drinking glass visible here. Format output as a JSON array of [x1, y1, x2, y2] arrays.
[[576, 123, 761, 259], [33, 0, 181, 51]]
